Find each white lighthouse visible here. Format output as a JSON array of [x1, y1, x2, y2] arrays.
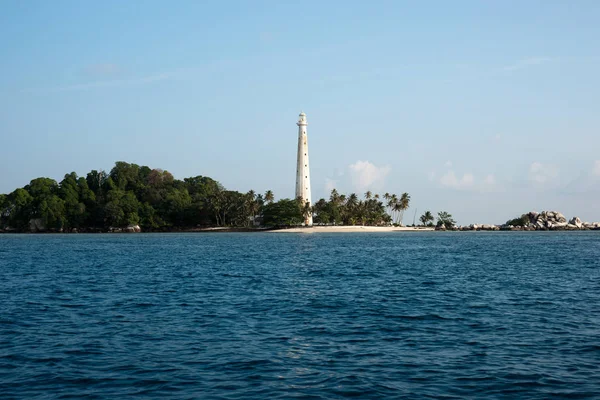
[[295, 111, 313, 226]]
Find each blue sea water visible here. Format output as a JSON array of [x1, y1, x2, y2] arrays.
[[1, 232, 599, 399]]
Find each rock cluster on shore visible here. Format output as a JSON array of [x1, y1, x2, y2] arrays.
[[436, 224, 500, 231], [505, 211, 600, 231], [435, 210, 600, 231], [108, 224, 142, 233]]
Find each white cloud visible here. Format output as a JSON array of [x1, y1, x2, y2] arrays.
[[444, 160, 453, 168], [348, 160, 391, 192], [440, 171, 475, 189], [483, 174, 496, 185], [593, 160, 600, 176], [529, 162, 558, 184], [503, 57, 552, 72]]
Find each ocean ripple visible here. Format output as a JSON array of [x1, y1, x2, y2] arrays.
[[1, 232, 600, 398]]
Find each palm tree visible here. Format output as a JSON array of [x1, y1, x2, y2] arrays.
[[364, 191, 372, 200], [399, 192, 411, 225], [419, 211, 434, 226], [264, 190, 274, 204], [392, 202, 402, 224], [245, 190, 258, 227], [346, 193, 358, 209], [329, 188, 340, 204], [302, 201, 312, 225], [387, 194, 398, 223], [437, 211, 456, 229]]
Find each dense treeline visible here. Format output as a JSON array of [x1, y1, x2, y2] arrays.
[[312, 190, 409, 226], [0, 161, 446, 232], [0, 162, 275, 232]]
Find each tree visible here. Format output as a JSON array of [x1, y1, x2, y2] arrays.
[[329, 188, 340, 205], [398, 192, 411, 225], [104, 189, 140, 227], [60, 173, 86, 229], [0, 194, 6, 217], [419, 211, 434, 226], [244, 190, 260, 227], [0, 194, 8, 227], [161, 188, 191, 226], [23, 178, 64, 230], [262, 199, 303, 226], [110, 161, 141, 191], [346, 193, 358, 210], [437, 211, 456, 229], [300, 199, 312, 225], [40, 195, 66, 230], [505, 214, 529, 227], [312, 198, 330, 224], [264, 190, 274, 204], [387, 194, 398, 223], [7, 188, 33, 229], [0, 161, 412, 232]]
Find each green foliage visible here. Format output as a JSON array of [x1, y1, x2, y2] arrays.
[[262, 198, 303, 226], [419, 211, 434, 226], [0, 162, 257, 231], [40, 195, 66, 229], [7, 188, 33, 229], [0, 194, 10, 227], [264, 190, 274, 204], [0, 162, 409, 233], [506, 214, 530, 227], [383, 192, 410, 225], [436, 211, 456, 229], [311, 189, 393, 226]]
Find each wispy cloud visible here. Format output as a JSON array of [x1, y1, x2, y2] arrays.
[[348, 160, 391, 192], [528, 162, 558, 184], [439, 170, 475, 189], [435, 158, 498, 192], [502, 57, 552, 72], [483, 174, 496, 186], [593, 160, 600, 177]]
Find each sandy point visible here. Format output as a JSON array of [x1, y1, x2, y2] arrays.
[[269, 226, 434, 233]]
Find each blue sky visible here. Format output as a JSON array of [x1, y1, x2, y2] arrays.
[[1, 1, 599, 224]]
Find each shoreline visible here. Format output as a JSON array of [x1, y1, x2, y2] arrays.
[[2, 226, 600, 234], [0, 226, 433, 234], [269, 226, 434, 233]]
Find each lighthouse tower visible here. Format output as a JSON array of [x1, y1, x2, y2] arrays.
[[295, 112, 313, 226]]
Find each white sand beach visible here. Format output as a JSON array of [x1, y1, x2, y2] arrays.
[[269, 226, 434, 233]]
